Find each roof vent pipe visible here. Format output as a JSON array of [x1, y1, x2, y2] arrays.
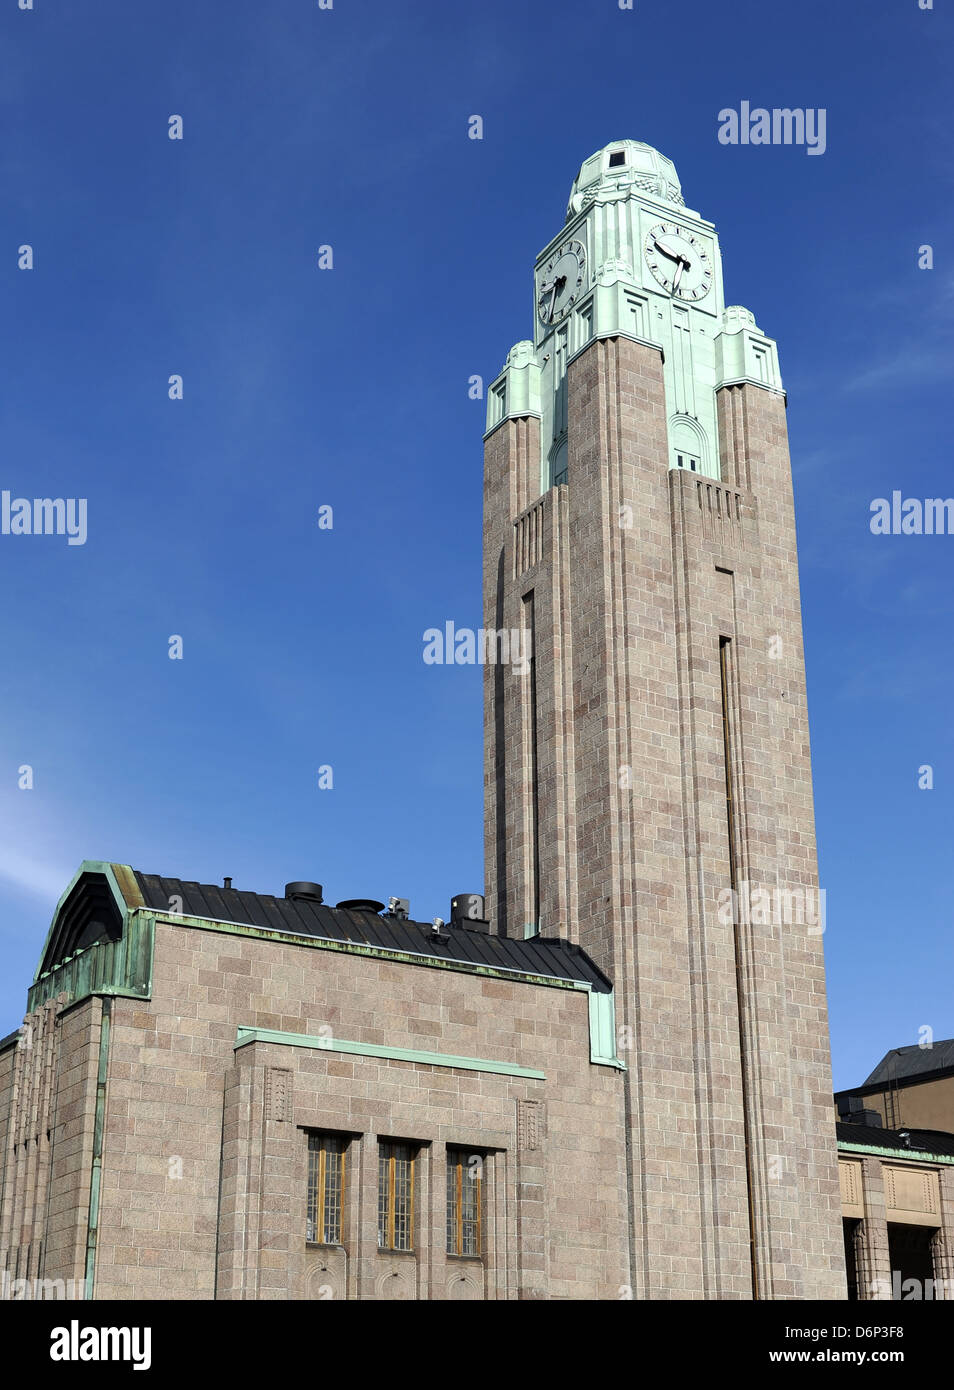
[[285, 881, 324, 904], [450, 894, 489, 933], [336, 898, 384, 914]]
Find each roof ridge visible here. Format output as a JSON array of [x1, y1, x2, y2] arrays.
[[130, 869, 613, 993]]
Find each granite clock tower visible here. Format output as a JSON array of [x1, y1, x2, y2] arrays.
[[482, 141, 846, 1298]]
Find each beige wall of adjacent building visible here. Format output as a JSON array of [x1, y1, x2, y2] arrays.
[[839, 1152, 954, 1299]]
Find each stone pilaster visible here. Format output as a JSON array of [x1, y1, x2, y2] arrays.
[[565, 335, 712, 1298], [714, 382, 846, 1299], [514, 1099, 548, 1299], [855, 1157, 892, 1299], [483, 414, 541, 936], [931, 1165, 954, 1298]]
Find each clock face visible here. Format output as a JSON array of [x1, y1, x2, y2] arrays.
[[644, 222, 713, 302], [537, 238, 586, 326]]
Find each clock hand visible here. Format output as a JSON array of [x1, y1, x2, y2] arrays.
[[653, 237, 692, 293], [542, 275, 568, 321], [654, 237, 684, 262]]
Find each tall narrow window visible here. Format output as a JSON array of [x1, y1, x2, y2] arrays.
[[446, 1150, 483, 1257], [719, 635, 759, 1299], [523, 592, 540, 934], [306, 1132, 346, 1244], [378, 1141, 416, 1252]]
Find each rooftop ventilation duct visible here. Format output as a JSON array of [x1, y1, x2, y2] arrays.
[[450, 894, 489, 933], [284, 881, 324, 904], [837, 1094, 883, 1128]]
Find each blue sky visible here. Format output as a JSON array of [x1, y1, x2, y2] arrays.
[[1, 0, 951, 1092]]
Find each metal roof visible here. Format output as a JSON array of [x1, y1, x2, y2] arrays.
[[836, 1121, 954, 1159], [133, 872, 612, 993], [863, 1039, 954, 1086]]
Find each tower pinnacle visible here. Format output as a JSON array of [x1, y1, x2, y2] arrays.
[[567, 139, 683, 220]]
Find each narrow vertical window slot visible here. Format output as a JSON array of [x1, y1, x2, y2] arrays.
[[524, 592, 540, 933], [719, 636, 760, 1299]]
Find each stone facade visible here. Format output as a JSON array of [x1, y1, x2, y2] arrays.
[[1, 902, 628, 1300], [483, 334, 846, 1298]]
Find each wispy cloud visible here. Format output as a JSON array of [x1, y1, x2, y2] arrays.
[[843, 272, 954, 392], [0, 844, 68, 906], [844, 342, 953, 392], [0, 799, 73, 909]]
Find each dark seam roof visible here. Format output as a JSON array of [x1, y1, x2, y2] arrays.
[[862, 1039, 954, 1087], [836, 1121, 954, 1158], [835, 1069, 954, 1103], [132, 872, 612, 993]]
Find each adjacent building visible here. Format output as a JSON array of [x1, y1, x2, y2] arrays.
[[836, 1042, 954, 1299]]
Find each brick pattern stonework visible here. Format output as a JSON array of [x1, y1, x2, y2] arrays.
[[24, 916, 626, 1300], [0, 995, 102, 1298], [483, 335, 846, 1298], [855, 1157, 892, 1299], [932, 1166, 954, 1298]]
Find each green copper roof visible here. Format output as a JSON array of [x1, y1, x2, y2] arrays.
[[567, 140, 683, 220]]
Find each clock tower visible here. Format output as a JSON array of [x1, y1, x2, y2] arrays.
[[482, 141, 846, 1298]]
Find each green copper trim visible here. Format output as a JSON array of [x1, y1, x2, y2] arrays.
[[32, 860, 144, 984], [715, 375, 786, 398], [565, 329, 664, 372], [838, 1140, 954, 1167], [484, 340, 542, 439], [566, 141, 684, 222], [587, 990, 626, 1070], [714, 307, 784, 395], [150, 908, 580, 995], [482, 407, 543, 443], [234, 1026, 546, 1079], [28, 912, 155, 1013]]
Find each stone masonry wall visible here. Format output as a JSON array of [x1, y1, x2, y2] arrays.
[[91, 915, 627, 1300]]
